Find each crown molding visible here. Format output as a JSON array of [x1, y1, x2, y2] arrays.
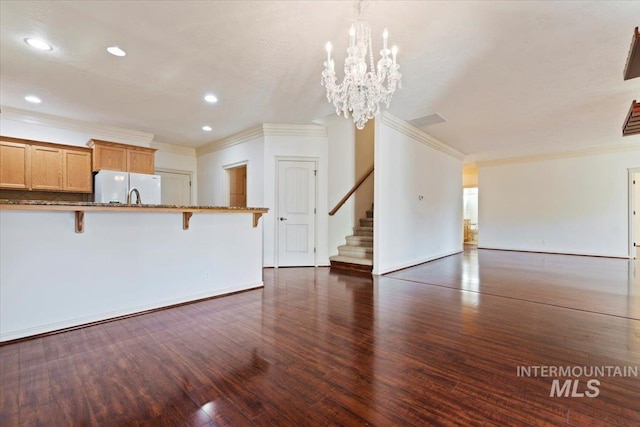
[[150, 141, 196, 156], [476, 143, 640, 167], [196, 123, 328, 156], [262, 123, 327, 137], [195, 125, 264, 156], [0, 106, 154, 147], [379, 112, 465, 160]]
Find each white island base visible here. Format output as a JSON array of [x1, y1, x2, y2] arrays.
[[0, 207, 266, 342]]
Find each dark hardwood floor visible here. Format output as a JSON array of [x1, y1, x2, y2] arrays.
[[1, 247, 639, 426]]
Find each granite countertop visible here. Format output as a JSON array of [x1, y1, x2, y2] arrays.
[[0, 200, 268, 211]]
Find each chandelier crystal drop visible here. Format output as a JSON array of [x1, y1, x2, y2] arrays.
[[321, 0, 401, 130]]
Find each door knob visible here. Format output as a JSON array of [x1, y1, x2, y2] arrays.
[[279, 217, 288, 221]]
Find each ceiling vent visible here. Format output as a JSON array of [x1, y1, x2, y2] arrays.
[[409, 113, 447, 128]]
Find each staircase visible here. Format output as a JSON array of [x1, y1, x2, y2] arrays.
[[329, 207, 373, 274]]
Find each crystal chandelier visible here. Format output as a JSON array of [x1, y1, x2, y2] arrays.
[[321, 0, 401, 130]]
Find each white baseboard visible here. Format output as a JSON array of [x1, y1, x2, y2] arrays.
[[477, 246, 628, 259], [373, 249, 462, 275]]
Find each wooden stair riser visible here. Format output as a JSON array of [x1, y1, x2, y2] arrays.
[[329, 255, 373, 266], [366, 210, 373, 218], [329, 260, 373, 275]]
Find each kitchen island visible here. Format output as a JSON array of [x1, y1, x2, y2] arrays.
[[0, 200, 268, 342]]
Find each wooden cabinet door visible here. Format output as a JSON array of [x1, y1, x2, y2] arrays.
[[31, 145, 63, 190], [63, 149, 92, 192], [0, 140, 31, 189], [93, 144, 126, 172], [127, 149, 155, 174]]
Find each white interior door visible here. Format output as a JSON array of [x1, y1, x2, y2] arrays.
[[635, 172, 640, 258], [156, 171, 191, 205], [277, 160, 316, 266]]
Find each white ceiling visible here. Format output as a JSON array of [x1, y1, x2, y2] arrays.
[[1, 1, 639, 162]]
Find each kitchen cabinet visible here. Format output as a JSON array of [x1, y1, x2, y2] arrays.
[[89, 139, 156, 174], [0, 137, 93, 193], [63, 149, 92, 192], [0, 138, 31, 189], [91, 142, 127, 171], [31, 144, 63, 190], [127, 146, 155, 174]]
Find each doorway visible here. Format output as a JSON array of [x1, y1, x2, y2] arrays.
[[156, 170, 192, 205], [227, 165, 247, 208], [630, 169, 640, 259], [463, 187, 478, 245], [276, 159, 317, 267]]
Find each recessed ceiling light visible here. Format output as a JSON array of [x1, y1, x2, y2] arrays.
[[202, 126, 212, 132], [107, 46, 126, 57], [204, 94, 218, 103], [25, 95, 42, 104], [25, 38, 52, 51]]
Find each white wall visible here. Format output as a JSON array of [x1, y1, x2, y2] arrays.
[[0, 108, 153, 147], [373, 113, 464, 275], [264, 132, 329, 266], [0, 210, 263, 341], [152, 142, 198, 204], [479, 148, 640, 258], [315, 115, 356, 257], [463, 166, 478, 188], [196, 126, 329, 267], [1, 116, 94, 147], [196, 135, 265, 208], [355, 121, 375, 222]]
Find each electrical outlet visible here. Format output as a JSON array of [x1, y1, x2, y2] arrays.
[[204, 271, 210, 280]]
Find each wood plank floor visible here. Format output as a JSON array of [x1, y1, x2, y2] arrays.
[[1, 247, 639, 426]]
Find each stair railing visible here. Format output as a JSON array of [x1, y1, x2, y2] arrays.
[[328, 165, 374, 216]]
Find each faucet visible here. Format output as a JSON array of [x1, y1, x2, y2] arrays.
[[127, 188, 142, 205]]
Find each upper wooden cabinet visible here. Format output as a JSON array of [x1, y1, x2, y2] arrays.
[[91, 141, 127, 171], [0, 138, 31, 189], [63, 149, 92, 192], [126, 146, 155, 174], [0, 137, 92, 193], [31, 144, 63, 190], [88, 139, 156, 174]]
